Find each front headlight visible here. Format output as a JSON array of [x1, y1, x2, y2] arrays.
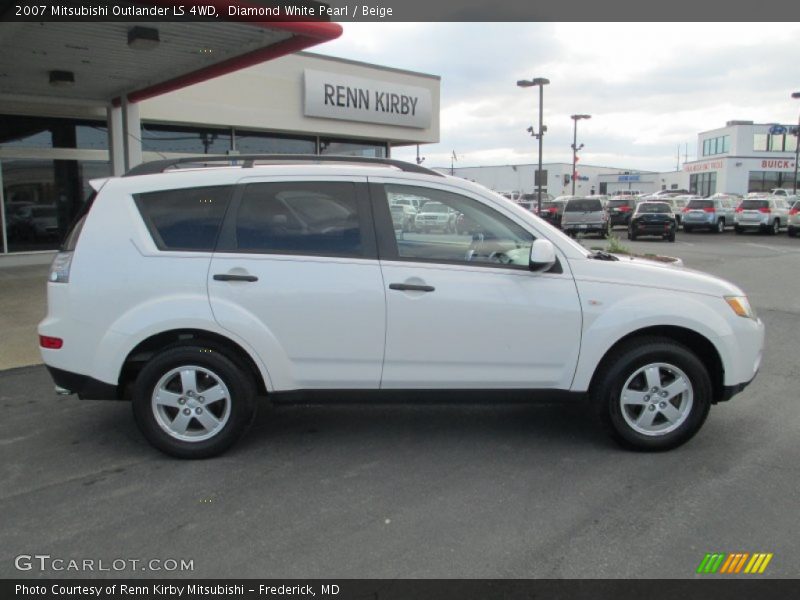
[[725, 295, 756, 320]]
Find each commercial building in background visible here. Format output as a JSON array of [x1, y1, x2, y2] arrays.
[[441, 162, 687, 198], [682, 120, 799, 196], [443, 120, 800, 200], [0, 21, 440, 265]]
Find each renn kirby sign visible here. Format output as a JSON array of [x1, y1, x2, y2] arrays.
[[304, 70, 432, 129]]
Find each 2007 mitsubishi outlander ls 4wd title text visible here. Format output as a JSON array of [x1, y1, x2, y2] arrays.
[[38, 156, 764, 458]]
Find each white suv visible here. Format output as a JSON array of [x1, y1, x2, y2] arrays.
[[39, 156, 764, 458]]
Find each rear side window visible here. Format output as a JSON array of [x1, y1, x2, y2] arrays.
[[235, 182, 363, 257], [565, 199, 602, 212], [134, 186, 232, 251]]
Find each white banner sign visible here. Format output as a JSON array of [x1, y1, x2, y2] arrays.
[[304, 69, 432, 129]]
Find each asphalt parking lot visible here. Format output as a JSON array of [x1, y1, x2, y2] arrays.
[[1, 229, 798, 579]]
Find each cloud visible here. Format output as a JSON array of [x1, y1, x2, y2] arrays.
[[315, 23, 800, 171]]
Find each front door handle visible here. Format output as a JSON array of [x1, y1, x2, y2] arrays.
[[213, 274, 258, 282], [389, 283, 435, 292]]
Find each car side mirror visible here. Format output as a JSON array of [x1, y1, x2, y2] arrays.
[[529, 239, 556, 272]]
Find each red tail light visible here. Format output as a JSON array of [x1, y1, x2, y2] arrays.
[[39, 335, 63, 349], [548, 207, 558, 214], [618, 205, 631, 212], [682, 207, 690, 213], [703, 206, 716, 213], [759, 207, 772, 214], [735, 207, 743, 213], [790, 208, 799, 216]]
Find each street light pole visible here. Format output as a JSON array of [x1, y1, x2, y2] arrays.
[[792, 92, 800, 195], [570, 114, 591, 195], [517, 77, 550, 215]]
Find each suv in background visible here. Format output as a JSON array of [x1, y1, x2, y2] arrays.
[[606, 197, 638, 228], [682, 196, 736, 233], [560, 197, 609, 238], [627, 201, 676, 242], [788, 201, 800, 237], [536, 197, 570, 228], [39, 155, 764, 458], [735, 196, 790, 235]]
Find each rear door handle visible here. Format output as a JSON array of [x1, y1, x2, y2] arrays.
[[213, 274, 258, 282], [389, 283, 435, 292]]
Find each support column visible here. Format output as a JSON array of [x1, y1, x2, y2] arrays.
[[107, 104, 125, 176], [122, 97, 142, 171]]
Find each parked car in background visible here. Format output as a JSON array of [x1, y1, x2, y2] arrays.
[[415, 201, 457, 233], [390, 204, 417, 233], [536, 198, 570, 228], [561, 197, 609, 238], [627, 201, 677, 242], [734, 196, 790, 235], [788, 201, 800, 237], [682, 196, 736, 233], [606, 197, 639, 228]]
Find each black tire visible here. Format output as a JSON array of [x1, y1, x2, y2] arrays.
[[789, 227, 797, 238], [714, 219, 725, 234], [629, 230, 637, 241], [770, 219, 780, 235], [683, 225, 693, 233], [734, 225, 743, 234], [592, 337, 712, 451], [132, 345, 257, 459], [667, 232, 676, 242]]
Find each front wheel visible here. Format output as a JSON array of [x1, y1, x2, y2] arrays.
[[132, 345, 257, 459], [592, 337, 712, 451]]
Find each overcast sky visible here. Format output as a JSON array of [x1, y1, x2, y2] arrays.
[[315, 23, 800, 173]]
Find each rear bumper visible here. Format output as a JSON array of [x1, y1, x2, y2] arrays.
[[46, 366, 120, 400]]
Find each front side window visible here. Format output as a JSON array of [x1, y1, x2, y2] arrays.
[[384, 184, 534, 268], [235, 182, 363, 257], [134, 185, 232, 251]]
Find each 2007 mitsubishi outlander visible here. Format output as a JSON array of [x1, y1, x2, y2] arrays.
[[39, 156, 764, 458]]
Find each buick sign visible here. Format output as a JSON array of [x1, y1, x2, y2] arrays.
[[304, 70, 432, 129]]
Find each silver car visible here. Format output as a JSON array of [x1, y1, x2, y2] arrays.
[[734, 196, 791, 235], [560, 197, 609, 238], [788, 200, 800, 238], [682, 196, 736, 233]]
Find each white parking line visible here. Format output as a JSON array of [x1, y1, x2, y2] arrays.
[[746, 243, 800, 253]]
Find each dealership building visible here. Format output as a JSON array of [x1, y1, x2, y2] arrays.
[[0, 19, 440, 266]]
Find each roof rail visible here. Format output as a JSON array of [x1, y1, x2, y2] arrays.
[[123, 154, 444, 178]]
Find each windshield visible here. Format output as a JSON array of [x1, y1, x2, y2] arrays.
[[637, 203, 671, 213], [420, 202, 448, 213], [565, 199, 602, 212], [608, 199, 631, 208], [740, 199, 769, 209], [687, 200, 714, 209]]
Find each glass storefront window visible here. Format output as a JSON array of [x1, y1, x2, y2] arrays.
[[753, 134, 768, 152], [1, 159, 110, 253], [141, 124, 232, 154], [319, 138, 387, 158], [234, 130, 315, 154], [0, 115, 108, 150]]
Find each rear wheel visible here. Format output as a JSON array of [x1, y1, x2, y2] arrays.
[[789, 226, 797, 238], [734, 225, 743, 234], [683, 225, 693, 233], [770, 219, 780, 235], [132, 345, 257, 459], [715, 219, 725, 233], [593, 337, 712, 451]]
